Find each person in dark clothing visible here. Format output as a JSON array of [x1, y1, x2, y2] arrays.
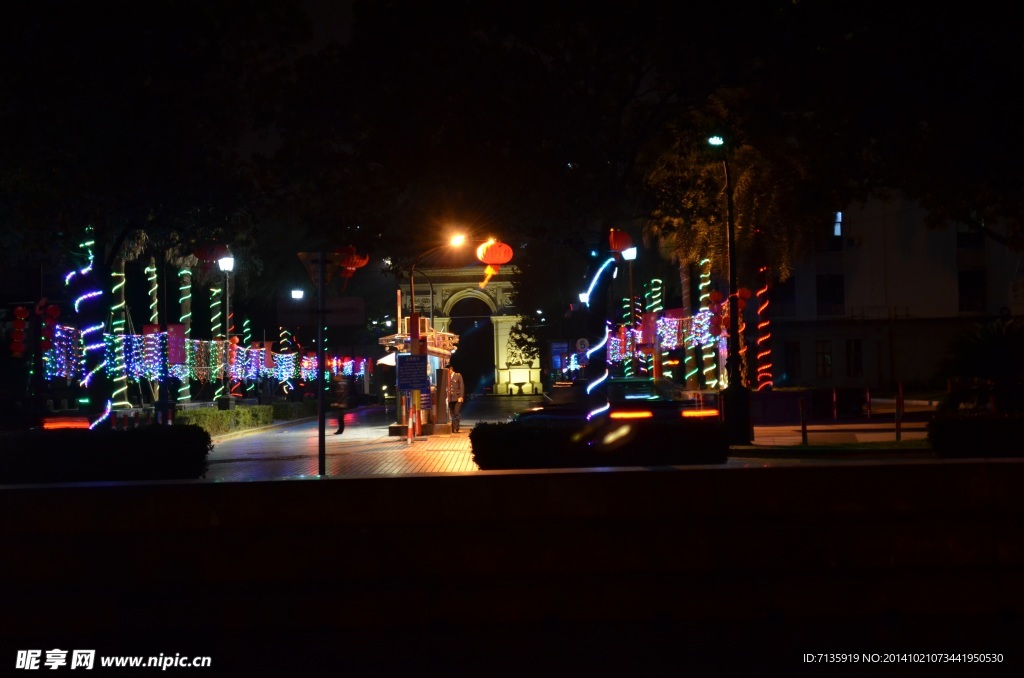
[[447, 366, 465, 433], [331, 374, 349, 435]]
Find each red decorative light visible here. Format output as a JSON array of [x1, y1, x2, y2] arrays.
[[475, 240, 513, 266], [608, 228, 634, 253]]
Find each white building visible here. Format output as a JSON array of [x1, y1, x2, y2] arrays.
[[768, 198, 1024, 390]]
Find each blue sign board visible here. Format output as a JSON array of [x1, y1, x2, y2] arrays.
[[396, 354, 430, 391]]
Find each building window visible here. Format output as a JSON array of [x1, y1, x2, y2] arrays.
[[773, 276, 796, 317], [845, 338, 863, 379], [784, 340, 801, 383], [815, 340, 833, 379], [958, 270, 986, 312], [816, 274, 845, 316], [833, 211, 843, 237]]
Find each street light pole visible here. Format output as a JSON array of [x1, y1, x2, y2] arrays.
[[217, 252, 235, 409], [710, 135, 752, 444]]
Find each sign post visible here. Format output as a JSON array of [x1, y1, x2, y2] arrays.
[[397, 354, 429, 442]]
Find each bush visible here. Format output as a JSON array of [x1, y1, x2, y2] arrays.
[[175, 405, 274, 436], [927, 412, 1024, 458], [272, 400, 318, 420], [0, 424, 212, 483], [470, 420, 728, 469]]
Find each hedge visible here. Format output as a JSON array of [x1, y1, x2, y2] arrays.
[[272, 400, 319, 420], [927, 412, 1024, 458], [175, 405, 275, 436], [470, 420, 728, 469], [0, 424, 211, 483]]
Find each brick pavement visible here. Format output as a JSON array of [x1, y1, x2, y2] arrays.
[[204, 394, 930, 481]]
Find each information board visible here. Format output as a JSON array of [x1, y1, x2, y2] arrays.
[[396, 354, 429, 391]]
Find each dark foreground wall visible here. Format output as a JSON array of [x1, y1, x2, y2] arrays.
[[3, 461, 1023, 674]]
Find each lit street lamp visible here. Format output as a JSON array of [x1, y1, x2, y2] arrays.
[[709, 135, 752, 444], [409, 233, 466, 349], [217, 251, 235, 409]]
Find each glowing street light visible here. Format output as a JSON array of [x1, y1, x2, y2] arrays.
[[708, 134, 752, 444]]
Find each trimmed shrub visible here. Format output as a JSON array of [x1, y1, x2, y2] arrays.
[[272, 400, 318, 420], [927, 412, 1024, 458], [470, 420, 728, 469], [175, 405, 274, 436], [0, 424, 211, 483]]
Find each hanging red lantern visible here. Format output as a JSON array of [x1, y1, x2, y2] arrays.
[[476, 239, 513, 288], [14, 306, 29, 320], [40, 340, 53, 351], [608, 228, 634, 253], [336, 245, 369, 271], [708, 290, 724, 304], [476, 239, 513, 266], [334, 245, 369, 291], [46, 304, 60, 318], [12, 318, 26, 331], [737, 287, 753, 300], [11, 329, 25, 342], [10, 341, 25, 356]]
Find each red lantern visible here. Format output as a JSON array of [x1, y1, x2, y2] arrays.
[[737, 287, 753, 300], [336, 245, 369, 271], [10, 341, 25, 355], [476, 240, 513, 288], [46, 304, 60, 318], [476, 239, 513, 266], [708, 290, 724, 304], [608, 228, 634, 253], [40, 340, 52, 351], [333, 245, 369, 291], [229, 335, 240, 345], [14, 306, 29, 320], [11, 329, 25, 342], [12, 319, 26, 331]]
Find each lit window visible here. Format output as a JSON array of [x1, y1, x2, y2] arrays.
[[833, 212, 842, 237]]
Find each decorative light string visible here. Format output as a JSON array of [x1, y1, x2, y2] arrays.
[[176, 267, 193, 402], [756, 266, 773, 390]]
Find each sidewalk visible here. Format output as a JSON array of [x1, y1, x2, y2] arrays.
[[202, 396, 932, 481]]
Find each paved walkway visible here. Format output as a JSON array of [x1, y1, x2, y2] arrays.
[[203, 395, 931, 481]]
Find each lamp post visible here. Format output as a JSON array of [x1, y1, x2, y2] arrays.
[[709, 135, 751, 444], [408, 233, 465, 349], [217, 251, 235, 408], [622, 245, 637, 374]]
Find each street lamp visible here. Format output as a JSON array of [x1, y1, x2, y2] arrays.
[[708, 135, 752, 444], [622, 246, 637, 374], [217, 251, 235, 407], [409, 233, 466, 345]]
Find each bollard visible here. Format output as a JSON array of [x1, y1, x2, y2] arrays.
[[407, 405, 414, 444], [799, 396, 808, 445]]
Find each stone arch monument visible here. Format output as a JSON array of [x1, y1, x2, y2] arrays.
[[401, 263, 542, 395]]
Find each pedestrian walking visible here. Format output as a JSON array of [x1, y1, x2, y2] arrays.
[[331, 373, 350, 435], [447, 366, 465, 433]]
